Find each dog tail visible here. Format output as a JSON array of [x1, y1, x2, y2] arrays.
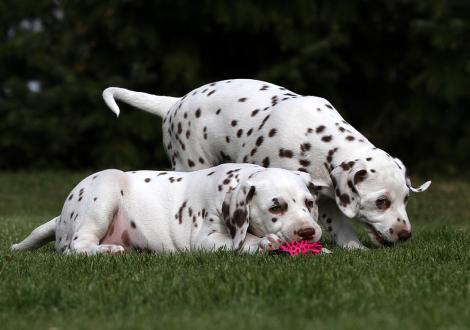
[[11, 216, 57, 251], [102, 87, 180, 118]]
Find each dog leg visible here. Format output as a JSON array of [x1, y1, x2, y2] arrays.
[[240, 233, 282, 254], [318, 199, 366, 250]]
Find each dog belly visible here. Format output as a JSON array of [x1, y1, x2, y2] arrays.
[[99, 209, 134, 249]]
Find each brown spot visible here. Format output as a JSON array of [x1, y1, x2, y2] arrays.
[[300, 143, 311, 152], [121, 230, 131, 246], [262, 157, 270, 167], [250, 148, 257, 156], [246, 186, 256, 203], [279, 149, 294, 158], [339, 193, 351, 205], [354, 170, 368, 185], [268, 128, 277, 137], [316, 125, 325, 133], [258, 115, 271, 130]]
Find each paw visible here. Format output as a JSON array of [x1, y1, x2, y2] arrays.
[[339, 240, 368, 250], [259, 234, 282, 252], [96, 244, 125, 255]]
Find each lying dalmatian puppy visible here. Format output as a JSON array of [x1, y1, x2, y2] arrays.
[[11, 164, 323, 255], [103, 79, 431, 249]]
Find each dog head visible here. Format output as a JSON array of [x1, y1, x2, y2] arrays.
[[329, 149, 430, 247], [223, 168, 324, 248]]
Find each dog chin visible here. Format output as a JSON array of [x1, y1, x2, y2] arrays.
[[364, 224, 394, 247]]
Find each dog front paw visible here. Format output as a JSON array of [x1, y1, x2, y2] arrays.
[[259, 234, 282, 252]]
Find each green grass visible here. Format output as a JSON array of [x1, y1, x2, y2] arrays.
[[0, 172, 469, 330]]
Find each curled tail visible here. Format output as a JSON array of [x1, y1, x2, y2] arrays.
[[102, 87, 180, 118], [11, 217, 57, 251]]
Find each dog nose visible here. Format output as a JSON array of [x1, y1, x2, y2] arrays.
[[397, 230, 411, 241], [297, 227, 315, 238]]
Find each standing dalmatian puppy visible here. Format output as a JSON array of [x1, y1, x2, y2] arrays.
[[12, 164, 323, 255], [103, 79, 431, 249]]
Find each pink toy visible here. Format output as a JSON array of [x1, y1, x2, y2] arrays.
[[272, 241, 323, 256]]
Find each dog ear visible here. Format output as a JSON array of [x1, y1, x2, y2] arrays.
[[395, 157, 432, 193], [330, 160, 368, 218], [221, 180, 256, 250]]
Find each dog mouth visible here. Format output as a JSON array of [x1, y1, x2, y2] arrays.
[[364, 224, 394, 247]]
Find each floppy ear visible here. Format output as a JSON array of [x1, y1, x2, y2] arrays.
[[221, 180, 256, 249], [330, 160, 368, 218], [395, 157, 432, 193]]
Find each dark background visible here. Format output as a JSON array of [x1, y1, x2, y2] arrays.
[[1, 0, 469, 176]]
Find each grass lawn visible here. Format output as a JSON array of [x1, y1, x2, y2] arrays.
[[0, 171, 469, 330]]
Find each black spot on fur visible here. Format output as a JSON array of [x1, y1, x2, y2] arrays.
[[299, 159, 310, 167], [130, 221, 136, 229], [237, 129, 243, 138], [238, 97, 247, 102], [256, 136, 264, 146], [145, 178, 151, 183], [247, 128, 253, 136], [316, 125, 325, 133], [354, 170, 368, 185], [195, 108, 201, 118], [268, 128, 277, 137], [216, 109, 221, 115], [188, 159, 195, 167], [279, 149, 294, 158], [231, 120, 237, 127], [262, 157, 270, 167], [322, 135, 333, 142], [251, 109, 259, 117]]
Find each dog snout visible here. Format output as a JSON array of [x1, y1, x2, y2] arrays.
[[297, 227, 315, 238], [397, 229, 411, 241]]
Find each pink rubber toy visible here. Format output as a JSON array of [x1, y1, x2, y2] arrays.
[[272, 241, 323, 256]]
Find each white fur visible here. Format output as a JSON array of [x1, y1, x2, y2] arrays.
[[103, 79, 431, 249], [11, 164, 322, 255]]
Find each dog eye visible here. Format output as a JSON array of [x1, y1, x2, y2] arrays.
[[376, 197, 391, 210], [305, 199, 314, 211], [269, 205, 283, 214]]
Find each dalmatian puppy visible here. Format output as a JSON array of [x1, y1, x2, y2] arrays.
[[103, 79, 431, 249], [11, 164, 323, 255]]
